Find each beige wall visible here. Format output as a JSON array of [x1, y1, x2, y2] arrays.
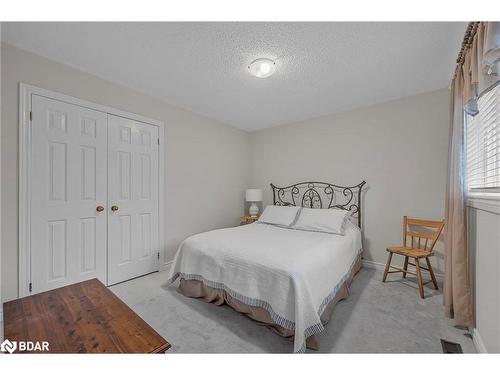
[[469, 202, 500, 352], [249, 89, 450, 273], [0, 42, 453, 304], [1, 43, 249, 302]]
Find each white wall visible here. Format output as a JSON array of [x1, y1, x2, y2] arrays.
[[469, 200, 500, 353], [0, 42, 456, 305], [2, 37, 496, 356], [249, 89, 450, 273], [1, 43, 249, 302]]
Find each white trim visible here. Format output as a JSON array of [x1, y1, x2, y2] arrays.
[[467, 197, 500, 215], [362, 259, 386, 272], [362, 259, 444, 282], [21, 84, 164, 127], [159, 124, 168, 270], [18, 83, 32, 298], [468, 188, 500, 195], [18, 83, 166, 298], [160, 260, 173, 272], [472, 328, 487, 353]]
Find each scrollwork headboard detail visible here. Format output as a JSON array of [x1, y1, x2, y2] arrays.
[[270, 181, 366, 229]]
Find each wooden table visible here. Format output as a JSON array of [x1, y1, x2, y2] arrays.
[[3, 278, 171, 353], [240, 215, 260, 225]]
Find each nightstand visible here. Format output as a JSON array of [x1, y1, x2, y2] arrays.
[[240, 215, 260, 225]]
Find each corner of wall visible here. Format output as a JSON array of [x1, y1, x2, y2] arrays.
[[472, 328, 487, 353]]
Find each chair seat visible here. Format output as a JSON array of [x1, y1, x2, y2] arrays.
[[386, 246, 434, 258]]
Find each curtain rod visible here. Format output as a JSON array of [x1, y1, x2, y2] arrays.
[[453, 21, 480, 79]]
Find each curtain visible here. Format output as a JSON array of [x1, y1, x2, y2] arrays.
[[445, 22, 500, 327], [463, 22, 500, 115]]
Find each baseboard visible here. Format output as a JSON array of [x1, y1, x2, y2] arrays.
[[362, 259, 386, 272], [362, 259, 444, 282], [159, 260, 173, 272], [472, 328, 487, 353]]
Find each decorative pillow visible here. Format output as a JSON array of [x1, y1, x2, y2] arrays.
[[291, 208, 349, 235], [257, 205, 302, 227]]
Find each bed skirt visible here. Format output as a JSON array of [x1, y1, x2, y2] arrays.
[[177, 253, 363, 351]]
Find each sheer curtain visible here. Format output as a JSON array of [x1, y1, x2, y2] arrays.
[[445, 22, 499, 327]]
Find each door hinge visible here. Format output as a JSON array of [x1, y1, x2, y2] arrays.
[[157, 138, 160, 145], [29, 282, 32, 293], [157, 251, 160, 260], [29, 111, 32, 121]]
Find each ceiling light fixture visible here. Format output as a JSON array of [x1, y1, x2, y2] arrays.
[[248, 58, 276, 78]]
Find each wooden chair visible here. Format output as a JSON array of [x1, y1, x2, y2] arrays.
[[382, 216, 445, 298]]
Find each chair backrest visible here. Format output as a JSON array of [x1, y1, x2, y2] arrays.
[[403, 216, 445, 252]]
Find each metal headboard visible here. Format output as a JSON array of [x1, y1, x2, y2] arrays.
[[270, 181, 366, 229]]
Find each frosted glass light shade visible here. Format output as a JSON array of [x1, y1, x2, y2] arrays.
[[245, 189, 263, 202], [248, 58, 276, 78]]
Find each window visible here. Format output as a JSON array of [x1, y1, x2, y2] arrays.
[[466, 84, 500, 192]]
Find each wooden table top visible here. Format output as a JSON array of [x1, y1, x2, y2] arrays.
[[3, 278, 171, 353], [240, 215, 260, 223]]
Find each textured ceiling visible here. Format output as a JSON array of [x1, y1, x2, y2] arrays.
[[1, 22, 466, 131]]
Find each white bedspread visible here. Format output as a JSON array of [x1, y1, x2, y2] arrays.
[[167, 221, 362, 353]]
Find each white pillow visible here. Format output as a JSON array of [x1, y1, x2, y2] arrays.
[[257, 205, 301, 227], [292, 208, 349, 235]]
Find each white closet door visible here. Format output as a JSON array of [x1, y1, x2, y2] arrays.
[[107, 115, 159, 285], [30, 95, 108, 294]]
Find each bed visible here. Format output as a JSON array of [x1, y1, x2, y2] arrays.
[[167, 181, 366, 353]]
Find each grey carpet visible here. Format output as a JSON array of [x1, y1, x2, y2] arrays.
[[110, 267, 475, 353]]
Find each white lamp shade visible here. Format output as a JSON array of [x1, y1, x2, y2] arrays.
[[245, 189, 263, 202]]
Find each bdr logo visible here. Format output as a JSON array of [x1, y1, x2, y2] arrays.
[[0, 339, 17, 353], [1, 339, 49, 353]]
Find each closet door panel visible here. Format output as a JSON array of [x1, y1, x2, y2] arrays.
[[30, 95, 107, 294], [107, 115, 159, 285]]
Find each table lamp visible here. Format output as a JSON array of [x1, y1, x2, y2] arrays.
[[245, 189, 263, 217]]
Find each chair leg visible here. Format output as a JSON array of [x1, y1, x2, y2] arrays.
[[382, 252, 393, 282], [415, 257, 425, 298], [425, 257, 439, 290], [402, 256, 409, 278]]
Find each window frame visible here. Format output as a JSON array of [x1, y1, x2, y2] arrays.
[[465, 82, 500, 201]]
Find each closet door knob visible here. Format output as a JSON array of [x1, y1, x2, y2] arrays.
[[111, 205, 119, 212], [96, 205, 105, 212]]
